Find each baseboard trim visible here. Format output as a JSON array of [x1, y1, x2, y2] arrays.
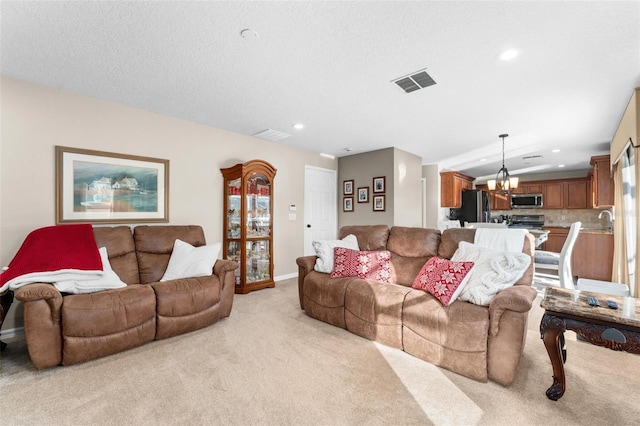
[[0, 327, 24, 339], [275, 272, 298, 282]]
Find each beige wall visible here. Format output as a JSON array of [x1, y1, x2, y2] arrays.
[[421, 164, 442, 229], [0, 76, 336, 329], [392, 147, 422, 227]]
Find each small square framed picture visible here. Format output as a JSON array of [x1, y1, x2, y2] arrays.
[[373, 176, 385, 193], [357, 187, 369, 203], [343, 180, 354, 195], [343, 196, 354, 212], [373, 195, 385, 211]]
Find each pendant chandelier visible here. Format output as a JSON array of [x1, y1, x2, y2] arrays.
[[487, 134, 519, 195]]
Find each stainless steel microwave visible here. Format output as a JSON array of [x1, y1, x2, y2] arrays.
[[510, 193, 543, 209]]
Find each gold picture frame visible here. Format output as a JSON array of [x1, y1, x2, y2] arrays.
[[56, 146, 169, 223]]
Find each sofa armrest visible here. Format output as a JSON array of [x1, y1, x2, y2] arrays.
[[296, 256, 317, 310], [296, 255, 316, 276], [213, 259, 239, 318], [213, 259, 239, 276], [14, 283, 64, 369], [488, 285, 537, 337], [15, 283, 63, 306]]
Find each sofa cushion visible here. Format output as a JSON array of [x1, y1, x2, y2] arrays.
[[151, 274, 222, 339], [160, 239, 221, 281], [437, 228, 476, 259], [451, 242, 531, 306], [312, 234, 359, 273], [302, 271, 354, 328], [338, 225, 389, 250], [330, 247, 392, 283], [344, 279, 412, 349], [387, 226, 441, 286], [93, 226, 140, 285], [412, 257, 475, 306], [61, 284, 156, 365], [402, 289, 490, 381], [134, 225, 207, 284]]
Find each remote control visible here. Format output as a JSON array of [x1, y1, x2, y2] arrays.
[[587, 296, 600, 307], [607, 300, 618, 309]]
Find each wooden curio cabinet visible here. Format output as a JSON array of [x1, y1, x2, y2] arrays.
[[221, 160, 277, 294]]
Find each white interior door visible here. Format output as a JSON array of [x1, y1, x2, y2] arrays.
[[304, 165, 337, 255]]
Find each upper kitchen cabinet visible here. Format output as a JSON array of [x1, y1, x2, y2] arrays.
[[543, 181, 564, 209], [590, 155, 614, 208], [565, 179, 589, 209], [510, 183, 543, 194], [542, 178, 589, 209], [440, 171, 474, 208]]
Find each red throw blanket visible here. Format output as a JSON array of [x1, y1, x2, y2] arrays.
[[0, 224, 102, 292]]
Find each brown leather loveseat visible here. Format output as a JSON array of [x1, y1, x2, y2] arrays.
[[15, 225, 238, 369], [296, 225, 536, 385]]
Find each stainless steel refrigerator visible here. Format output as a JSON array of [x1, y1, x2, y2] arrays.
[[450, 189, 491, 226]]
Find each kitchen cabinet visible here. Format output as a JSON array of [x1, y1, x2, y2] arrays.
[[564, 179, 589, 209], [541, 227, 614, 281], [572, 232, 614, 281], [440, 171, 474, 208], [511, 183, 543, 194], [541, 226, 568, 252], [590, 155, 614, 208], [542, 178, 589, 209], [543, 182, 564, 209], [221, 159, 277, 294]]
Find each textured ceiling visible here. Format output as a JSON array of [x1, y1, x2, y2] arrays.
[[2, 1, 639, 180]]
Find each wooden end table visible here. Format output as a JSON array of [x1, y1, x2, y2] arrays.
[[540, 287, 640, 400]]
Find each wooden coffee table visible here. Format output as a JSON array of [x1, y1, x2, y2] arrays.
[[540, 287, 640, 400]]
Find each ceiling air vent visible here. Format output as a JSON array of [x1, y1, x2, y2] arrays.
[[392, 69, 436, 93], [252, 128, 291, 142], [522, 155, 544, 161]]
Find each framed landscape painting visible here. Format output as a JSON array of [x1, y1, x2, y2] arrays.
[[56, 146, 169, 223]]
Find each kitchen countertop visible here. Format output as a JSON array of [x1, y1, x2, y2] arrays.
[[542, 225, 613, 234]]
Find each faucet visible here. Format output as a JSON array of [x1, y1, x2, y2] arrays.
[[598, 209, 614, 231]]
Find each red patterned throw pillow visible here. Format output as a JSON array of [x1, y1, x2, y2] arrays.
[[330, 247, 392, 283], [412, 257, 475, 306]]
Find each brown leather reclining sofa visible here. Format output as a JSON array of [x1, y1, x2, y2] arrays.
[[296, 225, 537, 385], [15, 225, 238, 369]]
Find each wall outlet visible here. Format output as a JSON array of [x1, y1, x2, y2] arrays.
[[561, 215, 566, 220]]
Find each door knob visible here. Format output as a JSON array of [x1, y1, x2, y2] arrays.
[[306, 224, 312, 228]]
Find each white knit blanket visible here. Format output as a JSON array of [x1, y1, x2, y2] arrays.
[[452, 241, 531, 306], [474, 228, 527, 253]]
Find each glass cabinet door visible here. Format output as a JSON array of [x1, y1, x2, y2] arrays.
[[246, 240, 270, 283], [227, 178, 241, 238], [246, 173, 271, 238]]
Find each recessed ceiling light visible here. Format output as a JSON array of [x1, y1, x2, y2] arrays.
[[293, 123, 304, 130], [480, 158, 487, 162], [500, 49, 518, 61], [558, 164, 565, 168], [552, 149, 560, 153]]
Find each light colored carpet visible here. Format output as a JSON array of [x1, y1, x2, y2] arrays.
[[1, 279, 639, 425]]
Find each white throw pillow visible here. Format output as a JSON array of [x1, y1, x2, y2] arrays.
[[160, 239, 221, 281], [451, 241, 531, 306], [312, 234, 359, 273], [54, 247, 127, 294]]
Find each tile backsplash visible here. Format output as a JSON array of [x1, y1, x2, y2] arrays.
[[492, 208, 612, 229]]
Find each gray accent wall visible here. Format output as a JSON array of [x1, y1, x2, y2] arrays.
[[338, 147, 422, 228]]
